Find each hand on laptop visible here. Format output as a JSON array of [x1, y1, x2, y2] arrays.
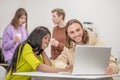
[[105, 66, 113, 75], [65, 65, 73, 73]]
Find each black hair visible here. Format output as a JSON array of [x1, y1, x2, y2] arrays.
[[8, 26, 51, 73]]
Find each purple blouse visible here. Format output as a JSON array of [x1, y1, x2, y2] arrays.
[[2, 24, 28, 61]]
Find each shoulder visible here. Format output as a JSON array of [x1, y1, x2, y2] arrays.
[[53, 26, 59, 30], [52, 26, 58, 33], [21, 43, 33, 56], [23, 43, 32, 50], [3, 24, 14, 35], [86, 29, 95, 36], [4, 24, 14, 31], [24, 43, 32, 48], [86, 29, 105, 45], [63, 44, 75, 54], [86, 29, 98, 40]]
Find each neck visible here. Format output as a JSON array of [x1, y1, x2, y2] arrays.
[[58, 20, 66, 28]]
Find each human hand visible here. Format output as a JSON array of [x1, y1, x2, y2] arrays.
[[105, 66, 113, 75], [65, 65, 73, 73], [50, 38, 59, 47], [14, 35, 21, 44]]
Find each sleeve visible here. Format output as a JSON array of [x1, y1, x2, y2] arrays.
[[88, 30, 119, 73], [22, 44, 43, 70], [51, 28, 56, 59], [51, 42, 65, 59], [54, 47, 69, 69], [51, 27, 65, 59], [87, 29, 106, 46], [2, 27, 14, 50], [51, 46, 56, 59]]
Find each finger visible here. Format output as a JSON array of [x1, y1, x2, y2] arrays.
[[105, 69, 112, 75]]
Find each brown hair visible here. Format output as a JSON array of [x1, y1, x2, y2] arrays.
[[65, 19, 89, 48], [51, 8, 65, 20], [11, 8, 28, 30]]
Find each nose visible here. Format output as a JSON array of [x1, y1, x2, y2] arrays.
[[74, 32, 78, 37]]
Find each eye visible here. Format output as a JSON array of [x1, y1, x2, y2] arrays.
[[48, 38, 50, 42], [76, 28, 80, 32], [44, 36, 49, 41], [44, 36, 47, 40], [70, 31, 74, 34], [53, 15, 56, 18], [44, 37, 47, 39]]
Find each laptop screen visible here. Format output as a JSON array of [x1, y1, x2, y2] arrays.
[[73, 45, 111, 75]]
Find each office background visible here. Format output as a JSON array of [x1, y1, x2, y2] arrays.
[[0, 0, 120, 58]]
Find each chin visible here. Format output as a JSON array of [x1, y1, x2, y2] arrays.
[[75, 40, 81, 43]]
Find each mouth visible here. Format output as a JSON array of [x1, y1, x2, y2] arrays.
[[74, 36, 82, 42], [74, 36, 80, 40]]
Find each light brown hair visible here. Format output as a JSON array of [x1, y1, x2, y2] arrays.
[[65, 19, 89, 49], [51, 8, 65, 20], [11, 8, 28, 30]]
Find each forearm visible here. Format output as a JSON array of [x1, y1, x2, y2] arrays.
[[41, 51, 52, 66], [36, 64, 67, 73], [51, 46, 55, 59]]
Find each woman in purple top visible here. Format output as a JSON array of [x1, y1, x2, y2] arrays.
[[2, 8, 28, 64]]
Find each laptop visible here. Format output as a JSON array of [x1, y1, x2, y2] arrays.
[[59, 45, 111, 76], [72, 45, 111, 75]]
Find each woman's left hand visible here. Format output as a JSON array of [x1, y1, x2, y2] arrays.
[[105, 66, 113, 75]]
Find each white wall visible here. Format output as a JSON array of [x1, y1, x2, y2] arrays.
[[0, 0, 120, 58]]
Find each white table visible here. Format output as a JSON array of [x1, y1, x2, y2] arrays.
[[13, 72, 120, 80]]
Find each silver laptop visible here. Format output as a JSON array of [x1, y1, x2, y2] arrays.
[[72, 45, 111, 75]]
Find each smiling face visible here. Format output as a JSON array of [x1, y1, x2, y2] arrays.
[[41, 33, 51, 49], [67, 23, 84, 44]]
